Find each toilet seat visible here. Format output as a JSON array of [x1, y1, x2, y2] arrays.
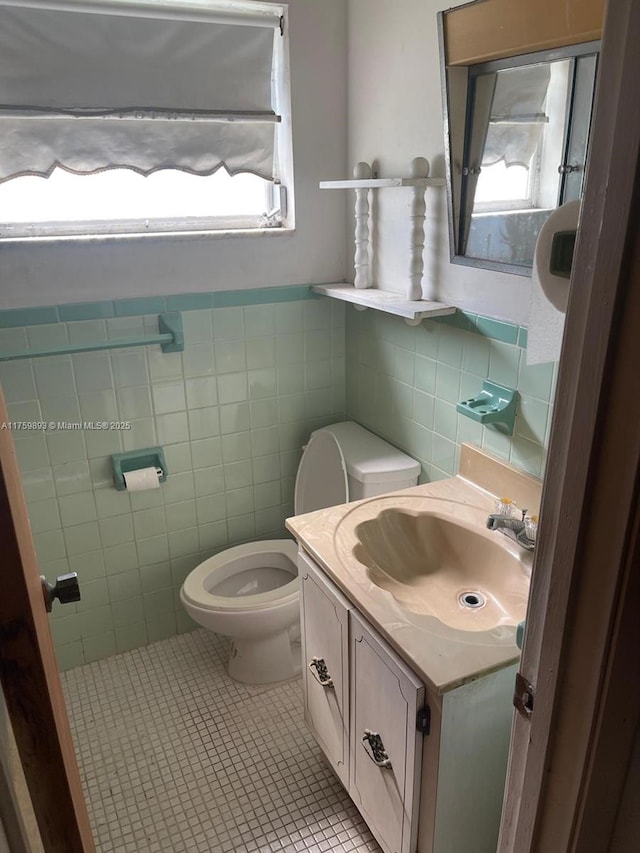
[[183, 431, 348, 615], [181, 540, 299, 612]]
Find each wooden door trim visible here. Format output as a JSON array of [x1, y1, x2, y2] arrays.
[[0, 392, 95, 853], [0, 754, 30, 853], [534, 165, 640, 851], [498, 0, 640, 849], [570, 482, 640, 850]]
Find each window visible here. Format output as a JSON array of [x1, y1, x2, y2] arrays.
[[0, 0, 293, 240]]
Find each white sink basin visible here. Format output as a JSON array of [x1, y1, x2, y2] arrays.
[[335, 497, 530, 632]]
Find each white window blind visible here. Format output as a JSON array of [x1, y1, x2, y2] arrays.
[[0, 0, 285, 184], [482, 64, 551, 169]]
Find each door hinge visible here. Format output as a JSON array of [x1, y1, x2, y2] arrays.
[[416, 705, 431, 735], [514, 672, 535, 720]]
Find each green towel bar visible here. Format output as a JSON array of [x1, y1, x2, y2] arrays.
[[0, 312, 183, 362]]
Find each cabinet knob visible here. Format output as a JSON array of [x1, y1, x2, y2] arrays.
[[362, 729, 392, 769], [308, 656, 333, 687]]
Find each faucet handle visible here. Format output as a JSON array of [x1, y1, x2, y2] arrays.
[[524, 515, 538, 542], [520, 507, 528, 521], [495, 497, 515, 516]]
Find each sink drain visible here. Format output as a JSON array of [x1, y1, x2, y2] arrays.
[[458, 591, 486, 609]]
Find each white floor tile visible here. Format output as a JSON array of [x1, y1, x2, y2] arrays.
[[63, 629, 379, 853]]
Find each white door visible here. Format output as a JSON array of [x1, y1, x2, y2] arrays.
[[349, 610, 425, 853], [299, 550, 351, 787]]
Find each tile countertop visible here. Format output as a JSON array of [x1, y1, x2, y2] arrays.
[[286, 443, 542, 695]]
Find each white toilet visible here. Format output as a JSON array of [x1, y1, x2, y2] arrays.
[[180, 422, 420, 684]]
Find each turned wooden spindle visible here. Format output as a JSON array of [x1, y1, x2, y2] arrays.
[[353, 161, 372, 289], [408, 156, 430, 301]]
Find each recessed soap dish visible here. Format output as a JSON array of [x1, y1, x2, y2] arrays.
[[456, 381, 518, 435]]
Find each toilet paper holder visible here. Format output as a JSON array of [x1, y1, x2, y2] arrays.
[[111, 447, 168, 491]]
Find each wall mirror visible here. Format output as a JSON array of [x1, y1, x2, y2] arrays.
[[438, 0, 602, 276]]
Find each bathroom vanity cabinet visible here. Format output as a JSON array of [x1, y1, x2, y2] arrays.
[[299, 549, 517, 853]]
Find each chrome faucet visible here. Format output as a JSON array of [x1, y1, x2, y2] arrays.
[[486, 512, 536, 551]]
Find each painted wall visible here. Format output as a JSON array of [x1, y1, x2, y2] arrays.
[[347, 0, 535, 326], [3, 0, 547, 328], [0, 0, 348, 309], [1, 292, 345, 668], [343, 0, 560, 482]]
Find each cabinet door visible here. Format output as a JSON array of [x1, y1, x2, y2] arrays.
[[350, 611, 425, 853], [299, 550, 351, 788]]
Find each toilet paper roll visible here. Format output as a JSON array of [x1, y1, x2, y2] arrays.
[[123, 467, 160, 491], [527, 200, 581, 365]]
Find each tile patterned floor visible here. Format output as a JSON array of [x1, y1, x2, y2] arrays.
[[62, 629, 380, 853]]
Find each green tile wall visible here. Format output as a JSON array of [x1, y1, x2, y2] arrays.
[[0, 287, 556, 671], [0, 298, 345, 669], [344, 306, 556, 484]]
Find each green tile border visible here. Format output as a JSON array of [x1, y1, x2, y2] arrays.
[[0, 286, 319, 330], [114, 297, 168, 317], [434, 310, 527, 349], [0, 306, 59, 328], [212, 289, 262, 308], [59, 301, 116, 322], [0, 285, 529, 349], [474, 315, 519, 345], [436, 310, 477, 333], [518, 326, 528, 349], [165, 293, 212, 311]]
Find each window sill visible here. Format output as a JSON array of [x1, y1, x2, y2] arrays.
[[0, 225, 295, 246]]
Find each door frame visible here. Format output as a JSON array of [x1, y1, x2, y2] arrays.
[[2, 1, 640, 851], [498, 0, 640, 850], [0, 391, 95, 853]]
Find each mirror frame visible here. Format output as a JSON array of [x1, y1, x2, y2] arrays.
[[439, 36, 600, 276], [437, 0, 603, 277]]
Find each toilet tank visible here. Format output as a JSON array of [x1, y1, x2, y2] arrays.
[[316, 422, 421, 501]]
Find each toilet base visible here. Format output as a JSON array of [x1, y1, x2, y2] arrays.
[[227, 629, 301, 685]]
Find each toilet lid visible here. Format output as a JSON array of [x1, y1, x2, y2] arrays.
[[294, 429, 348, 515]]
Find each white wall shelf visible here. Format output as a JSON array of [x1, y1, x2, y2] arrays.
[[321, 157, 448, 302], [312, 283, 456, 326], [320, 177, 445, 189]]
